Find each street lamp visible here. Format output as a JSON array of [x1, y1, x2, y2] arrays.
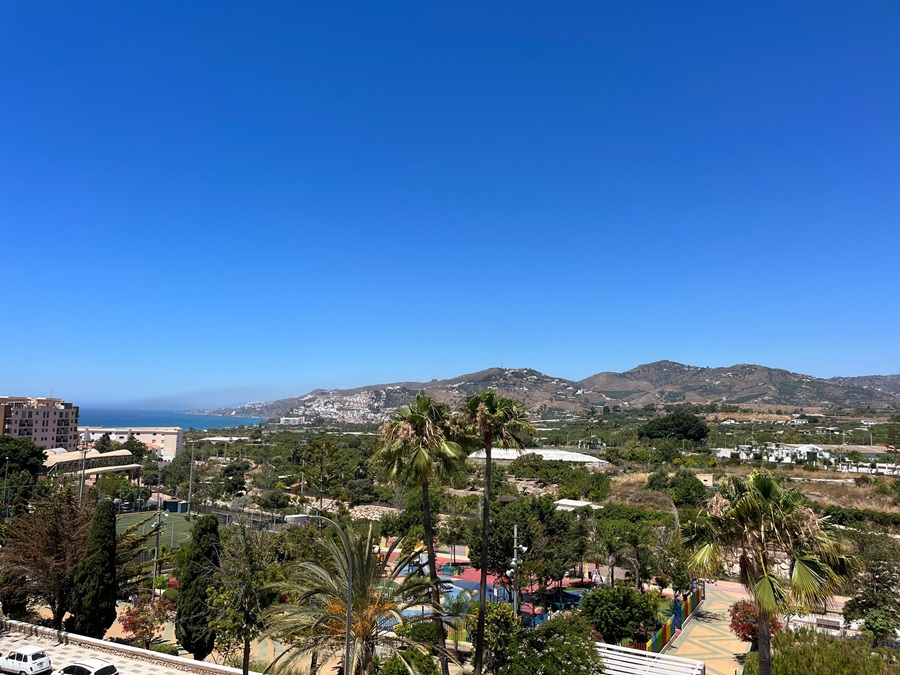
[[286, 513, 353, 674], [506, 524, 527, 617]]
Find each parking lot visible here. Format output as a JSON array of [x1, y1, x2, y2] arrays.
[[0, 631, 193, 675]]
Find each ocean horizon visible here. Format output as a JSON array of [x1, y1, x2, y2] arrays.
[[78, 408, 266, 430]]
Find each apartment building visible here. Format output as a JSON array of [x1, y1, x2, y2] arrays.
[[0, 396, 81, 451], [79, 426, 184, 460]]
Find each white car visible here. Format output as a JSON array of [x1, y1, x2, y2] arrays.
[[0, 646, 52, 675], [50, 659, 118, 675]]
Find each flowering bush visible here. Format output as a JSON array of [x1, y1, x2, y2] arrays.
[[729, 600, 782, 645], [119, 597, 175, 649]]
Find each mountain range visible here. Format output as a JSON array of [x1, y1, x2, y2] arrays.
[[198, 361, 900, 424]]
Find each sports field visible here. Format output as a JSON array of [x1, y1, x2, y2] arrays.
[[116, 511, 194, 550]]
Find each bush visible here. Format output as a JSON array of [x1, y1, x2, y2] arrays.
[[579, 586, 659, 644], [382, 650, 439, 675], [743, 627, 900, 675], [728, 600, 782, 645], [498, 616, 604, 675], [150, 643, 179, 656], [394, 620, 440, 646]]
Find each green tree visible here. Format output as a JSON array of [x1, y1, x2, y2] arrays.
[[94, 432, 118, 454], [67, 500, 118, 638], [498, 615, 604, 675], [638, 412, 709, 443], [209, 522, 277, 675], [122, 434, 150, 463], [116, 512, 164, 599], [0, 435, 48, 478], [378, 394, 467, 675], [265, 525, 439, 675], [0, 488, 91, 629], [480, 602, 519, 673], [687, 471, 855, 675], [460, 391, 535, 675], [842, 533, 900, 647], [175, 514, 221, 661], [668, 469, 708, 507], [579, 585, 659, 644]]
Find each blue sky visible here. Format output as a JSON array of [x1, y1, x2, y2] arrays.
[[2, 1, 899, 408]]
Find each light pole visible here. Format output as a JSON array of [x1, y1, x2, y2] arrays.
[[3, 456, 8, 522], [285, 513, 353, 674], [78, 434, 90, 506], [507, 524, 527, 618], [186, 437, 195, 517], [152, 509, 165, 596]]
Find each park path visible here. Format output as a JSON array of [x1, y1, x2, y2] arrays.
[[666, 582, 750, 675]]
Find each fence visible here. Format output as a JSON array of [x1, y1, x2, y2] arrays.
[[625, 582, 706, 654]]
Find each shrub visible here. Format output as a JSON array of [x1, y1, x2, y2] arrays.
[[579, 586, 659, 644], [382, 650, 439, 675], [150, 644, 179, 656], [498, 616, 604, 675], [728, 600, 782, 645], [743, 627, 900, 675]]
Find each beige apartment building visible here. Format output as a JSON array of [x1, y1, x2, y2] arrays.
[[0, 396, 81, 451], [79, 425, 184, 460]]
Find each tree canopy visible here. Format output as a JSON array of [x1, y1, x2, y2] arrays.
[[638, 412, 710, 443], [0, 435, 48, 478], [67, 499, 118, 638]]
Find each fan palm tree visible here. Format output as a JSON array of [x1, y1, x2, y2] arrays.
[[686, 470, 855, 675], [377, 393, 467, 675], [265, 525, 441, 675], [461, 390, 535, 675]]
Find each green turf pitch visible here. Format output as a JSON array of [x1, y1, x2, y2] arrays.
[[116, 511, 194, 549]]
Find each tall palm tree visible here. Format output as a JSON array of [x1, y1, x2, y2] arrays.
[[590, 519, 630, 587], [461, 390, 535, 675], [377, 393, 467, 675], [265, 525, 440, 675], [686, 470, 855, 675]]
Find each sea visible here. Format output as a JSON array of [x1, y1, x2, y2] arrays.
[[78, 408, 266, 430]]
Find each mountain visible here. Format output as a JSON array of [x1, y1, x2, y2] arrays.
[[202, 361, 900, 423]]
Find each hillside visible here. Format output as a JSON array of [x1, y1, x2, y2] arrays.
[[202, 361, 900, 423]]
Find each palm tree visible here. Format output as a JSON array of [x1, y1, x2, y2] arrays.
[[686, 470, 855, 675], [265, 525, 441, 675], [461, 390, 535, 675], [377, 393, 467, 675], [590, 519, 629, 587]]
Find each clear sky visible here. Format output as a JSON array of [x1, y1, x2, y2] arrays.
[[2, 1, 899, 408]]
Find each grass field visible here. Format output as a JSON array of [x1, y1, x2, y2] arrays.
[[116, 511, 194, 549]]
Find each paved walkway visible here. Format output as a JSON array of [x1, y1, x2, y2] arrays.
[[666, 582, 750, 675]]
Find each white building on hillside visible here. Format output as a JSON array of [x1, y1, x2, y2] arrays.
[[79, 426, 183, 460], [468, 447, 608, 467]]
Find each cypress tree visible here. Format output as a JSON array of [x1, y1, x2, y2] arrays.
[[68, 499, 118, 638], [175, 514, 220, 660]]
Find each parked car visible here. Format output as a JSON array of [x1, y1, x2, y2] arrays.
[[0, 646, 52, 675], [50, 659, 118, 675]]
